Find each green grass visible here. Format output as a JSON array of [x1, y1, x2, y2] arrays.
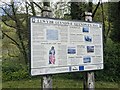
[[2, 78, 119, 89]]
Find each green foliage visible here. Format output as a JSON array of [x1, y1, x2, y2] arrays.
[[95, 39, 120, 82], [71, 2, 87, 20], [2, 61, 31, 81], [109, 2, 120, 42]]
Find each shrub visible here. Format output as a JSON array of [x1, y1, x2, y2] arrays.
[[95, 39, 120, 82], [2, 61, 31, 81]]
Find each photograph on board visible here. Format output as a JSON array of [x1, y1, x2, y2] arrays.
[[83, 56, 91, 63], [68, 47, 76, 54], [46, 29, 58, 40], [84, 35, 92, 42], [82, 27, 89, 32], [49, 46, 56, 64], [87, 46, 94, 53]]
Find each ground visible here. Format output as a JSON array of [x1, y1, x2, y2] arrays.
[[2, 78, 119, 89]]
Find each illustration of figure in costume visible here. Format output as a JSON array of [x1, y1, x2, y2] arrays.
[[49, 46, 55, 64]]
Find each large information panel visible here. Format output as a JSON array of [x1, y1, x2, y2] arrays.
[[30, 17, 103, 76]]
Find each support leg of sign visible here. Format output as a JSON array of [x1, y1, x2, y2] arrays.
[[84, 12, 95, 90], [41, 3, 53, 90], [83, 72, 95, 90], [42, 75, 52, 90]]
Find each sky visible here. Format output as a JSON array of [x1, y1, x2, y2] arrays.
[[0, 0, 110, 3], [1, 0, 120, 5], [0, 0, 119, 16]]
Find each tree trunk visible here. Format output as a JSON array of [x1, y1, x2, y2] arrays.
[[12, 2, 28, 65], [101, 2, 106, 44]]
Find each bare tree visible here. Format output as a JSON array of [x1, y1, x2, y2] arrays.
[[1, 1, 43, 65]]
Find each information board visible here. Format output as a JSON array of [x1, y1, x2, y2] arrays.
[[30, 17, 103, 76]]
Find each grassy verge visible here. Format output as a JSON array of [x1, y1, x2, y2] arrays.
[[2, 78, 119, 88]]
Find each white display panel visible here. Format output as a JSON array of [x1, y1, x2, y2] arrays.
[[30, 17, 103, 76]]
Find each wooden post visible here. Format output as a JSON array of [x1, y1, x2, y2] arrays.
[[41, 2, 53, 90], [84, 11, 95, 90], [0, 17, 2, 90], [84, 72, 95, 90], [42, 75, 52, 89]]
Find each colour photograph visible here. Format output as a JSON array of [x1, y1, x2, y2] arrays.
[[87, 46, 94, 53], [84, 36, 92, 42], [82, 27, 89, 32], [68, 47, 76, 54], [83, 56, 91, 63]]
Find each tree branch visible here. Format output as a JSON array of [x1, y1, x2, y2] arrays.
[[2, 31, 21, 50], [92, 1, 100, 18], [21, 18, 26, 23], [1, 7, 15, 21], [26, 2, 32, 7], [101, 2, 106, 44], [33, 2, 43, 10], [106, 19, 111, 39], [30, 2, 36, 16], [2, 19, 16, 29], [1, 1, 12, 7], [7, 47, 19, 57]]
